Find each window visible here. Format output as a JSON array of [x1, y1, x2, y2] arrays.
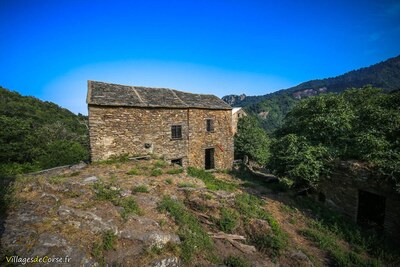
[[171, 125, 182, 139], [206, 119, 214, 132], [171, 158, 183, 166]]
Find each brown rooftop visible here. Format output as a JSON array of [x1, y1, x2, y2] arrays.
[[87, 81, 231, 110]]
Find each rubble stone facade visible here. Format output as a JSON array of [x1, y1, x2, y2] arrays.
[[87, 81, 234, 169]]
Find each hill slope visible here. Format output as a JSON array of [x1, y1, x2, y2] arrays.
[[223, 55, 400, 133], [1, 160, 398, 266], [0, 87, 89, 174]]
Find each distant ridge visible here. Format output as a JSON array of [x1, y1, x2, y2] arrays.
[[223, 55, 400, 107]]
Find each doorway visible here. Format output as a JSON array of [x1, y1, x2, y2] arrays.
[[205, 148, 215, 170], [357, 190, 386, 228]]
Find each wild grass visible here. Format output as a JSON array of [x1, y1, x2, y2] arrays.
[[234, 193, 288, 257], [126, 168, 141, 175], [177, 182, 196, 188], [296, 197, 400, 265], [132, 185, 149, 193], [187, 167, 238, 191], [166, 168, 184, 175], [114, 196, 143, 219], [93, 182, 120, 201], [158, 196, 213, 263], [151, 168, 163, 176], [216, 207, 239, 233], [224, 255, 251, 267], [165, 178, 173, 185], [92, 230, 118, 265], [154, 160, 168, 168]]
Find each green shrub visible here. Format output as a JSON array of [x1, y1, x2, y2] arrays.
[[158, 196, 213, 263], [166, 168, 184, 175], [217, 207, 239, 233], [224, 256, 251, 267], [165, 178, 173, 184], [187, 167, 237, 191], [132, 185, 149, 193], [177, 182, 196, 188], [127, 168, 141, 175], [151, 168, 163, 176], [93, 182, 120, 201], [251, 233, 286, 258], [155, 160, 168, 168], [102, 230, 117, 250], [115, 196, 142, 219]]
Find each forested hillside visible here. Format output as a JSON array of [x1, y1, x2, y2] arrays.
[[224, 55, 400, 133], [0, 87, 89, 175]]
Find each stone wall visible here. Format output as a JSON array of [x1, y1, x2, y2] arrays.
[[188, 109, 234, 170], [88, 105, 234, 169], [232, 109, 247, 135], [319, 161, 400, 240], [88, 106, 189, 164]]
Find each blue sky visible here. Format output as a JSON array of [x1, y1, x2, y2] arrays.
[[0, 0, 399, 114]]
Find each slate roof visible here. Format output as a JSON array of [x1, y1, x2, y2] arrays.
[[87, 81, 231, 110]]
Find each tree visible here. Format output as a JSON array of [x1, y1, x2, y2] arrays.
[[234, 116, 270, 165]]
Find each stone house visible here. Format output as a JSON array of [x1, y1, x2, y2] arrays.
[[87, 81, 234, 169], [318, 161, 400, 240], [231, 107, 247, 135]]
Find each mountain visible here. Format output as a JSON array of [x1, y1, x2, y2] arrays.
[[0, 87, 89, 175], [223, 55, 400, 107], [223, 55, 400, 133]]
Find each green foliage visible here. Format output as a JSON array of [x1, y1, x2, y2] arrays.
[[234, 116, 271, 165], [102, 230, 117, 251], [126, 168, 141, 175], [154, 160, 168, 168], [217, 207, 239, 233], [151, 168, 163, 176], [114, 196, 142, 219], [0, 87, 89, 172], [269, 134, 329, 188], [165, 178, 173, 184], [224, 256, 251, 267], [271, 87, 400, 191], [251, 232, 287, 258], [158, 196, 214, 263], [93, 182, 120, 201], [177, 182, 197, 188], [187, 167, 238, 191], [132, 185, 149, 193], [166, 168, 184, 175]]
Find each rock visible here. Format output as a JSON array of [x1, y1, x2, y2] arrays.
[[151, 256, 180, 267], [287, 250, 314, 267], [82, 176, 98, 184], [40, 193, 59, 202], [70, 161, 87, 171], [57, 205, 117, 234], [143, 231, 180, 248]]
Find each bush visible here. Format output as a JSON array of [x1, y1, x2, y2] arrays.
[[166, 168, 184, 175], [127, 168, 141, 175], [38, 140, 88, 169], [151, 168, 163, 176], [132, 185, 149, 193], [217, 207, 239, 233], [158, 196, 213, 262], [187, 167, 237, 191], [234, 116, 271, 165], [224, 256, 251, 267], [269, 134, 328, 189]]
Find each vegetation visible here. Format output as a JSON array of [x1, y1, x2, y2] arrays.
[[151, 168, 163, 176], [158, 196, 214, 263], [187, 167, 238, 191], [234, 116, 270, 164], [224, 256, 251, 267], [0, 87, 89, 176], [271, 87, 400, 191], [216, 207, 239, 233], [132, 185, 149, 193], [166, 168, 184, 175]]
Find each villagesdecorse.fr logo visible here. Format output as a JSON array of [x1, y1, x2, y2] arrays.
[[5, 255, 71, 265]]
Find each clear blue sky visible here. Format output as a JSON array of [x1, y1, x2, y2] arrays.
[[1, 0, 399, 114]]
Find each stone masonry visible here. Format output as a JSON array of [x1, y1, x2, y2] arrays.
[[87, 81, 234, 169]]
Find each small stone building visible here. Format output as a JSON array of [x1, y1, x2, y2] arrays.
[[231, 107, 247, 135], [87, 81, 234, 169], [318, 161, 400, 240]]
